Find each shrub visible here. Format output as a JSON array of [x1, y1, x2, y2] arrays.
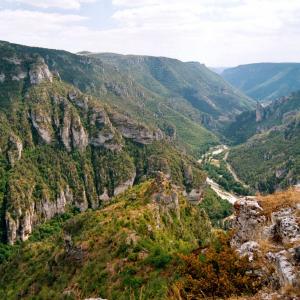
[[146, 247, 172, 268], [177, 233, 265, 298]]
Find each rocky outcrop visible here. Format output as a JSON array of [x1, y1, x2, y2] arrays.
[[256, 102, 264, 122], [275, 250, 298, 286], [231, 196, 300, 295], [231, 198, 266, 246], [185, 188, 204, 204], [7, 134, 23, 166], [88, 105, 122, 151], [5, 185, 89, 245], [60, 102, 89, 152], [12, 71, 27, 81], [29, 58, 53, 85], [30, 109, 53, 144], [151, 172, 181, 222], [110, 112, 163, 144], [270, 208, 300, 244], [114, 173, 136, 196], [68, 91, 88, 111], [70, 113, 89, 151], [0, 73, 5, 83]]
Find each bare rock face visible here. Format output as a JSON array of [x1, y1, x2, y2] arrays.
[[270, 208, 300, 244], [0, 73, 5, 83], [256, 101, 264, 122], [114, 172, 136, 196], [71, 114, 89, 151], [231, 198, 266, 246], [60, 103, 88, 152], [110, 112, 163, 144], [152, 172, 181, 222], [5, 185, 88, 245], [185, 188, 204, 204], [6, 202, 35, 245], [275, 250, 298, 286], [7, 134, 23, 166], [29, 58, 53, 85], [30, 109, 53, 144], [12, 71, 27, 81], [237, 241, 260, 262], [68, 91, 88, 111], [89, 105, 122, 151], [231, 196, 300, 294]]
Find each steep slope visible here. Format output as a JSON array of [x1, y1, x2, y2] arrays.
[[222, 63, 300, 101], [0, 174, 214, 300], [224, 91, 300, 144], [1, 173, 274, 300], [0, 40, 220, 156], [2, 175, 298, 299], [90, 53, 254, 122], [226, 92, 300, 192], [0, 52, 208, 245]]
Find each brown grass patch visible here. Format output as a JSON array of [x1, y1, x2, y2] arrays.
[[257, 188, 300, 218]]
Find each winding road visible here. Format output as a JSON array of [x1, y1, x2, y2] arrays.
[[200, 144, 248, 204]]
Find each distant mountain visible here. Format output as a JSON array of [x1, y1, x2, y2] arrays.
[[227, 91, 300, 192], [222, 63, 300, 101], [90, 53, 253, 121]]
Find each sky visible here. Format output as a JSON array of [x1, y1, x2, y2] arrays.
[[0, 0, 300, 66]]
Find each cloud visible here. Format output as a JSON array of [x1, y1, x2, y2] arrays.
[[1, 1, 300, 66], [14, 0, 96, 10], [0, 9, 87, 48]]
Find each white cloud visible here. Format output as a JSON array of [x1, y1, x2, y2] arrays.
[[1, 0, 300, 66], [15, 0, 96, 10]]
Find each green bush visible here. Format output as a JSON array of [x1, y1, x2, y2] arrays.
[[146, 247, 172, 268], [199, 188, 233, 227]]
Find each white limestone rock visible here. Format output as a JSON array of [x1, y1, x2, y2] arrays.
[[30, 109, 53, 144], [0, 73, 5, 83], [29, 59, 53, 85]]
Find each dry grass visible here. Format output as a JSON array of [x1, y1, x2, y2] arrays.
[[257, 188, 300, 218]]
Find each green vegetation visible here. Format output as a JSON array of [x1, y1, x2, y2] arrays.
[[0, 179, 212, 299], [227, 92, 300, 192], [176, 232, 267, 299], [0, 68, 208, 245], [0, 179, 262, 299], [224, 91, 300, 144], [0, 40, 247, 156], [95, 53, 253, 117], [202, 160, 251, 195], [222, 63, 300, 100], [199, 188, 233, 227], [228, 125, 300, 193]]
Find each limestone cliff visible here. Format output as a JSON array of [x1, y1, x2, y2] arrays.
[[0, 63, 206, 244]]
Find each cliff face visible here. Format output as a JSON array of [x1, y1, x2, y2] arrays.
[[0, 58, 206, 245], [231, 191, 300, 297]]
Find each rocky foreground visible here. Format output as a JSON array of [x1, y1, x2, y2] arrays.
[[231, 190, 300, 299]]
